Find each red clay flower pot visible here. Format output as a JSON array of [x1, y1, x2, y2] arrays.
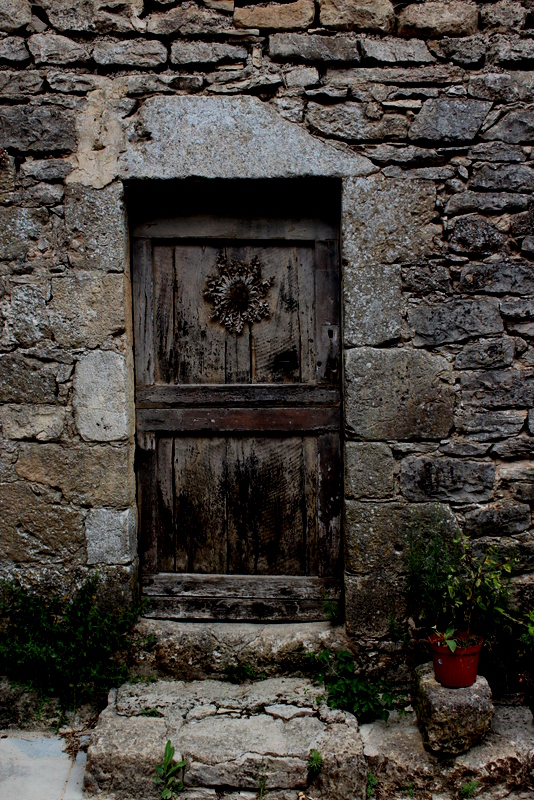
[[429, 632, 484, 688]]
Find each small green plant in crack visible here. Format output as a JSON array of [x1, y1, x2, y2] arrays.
[[366, 771, 378, 798], [141, 706, 164, 717], [154, 740, 186, 799], [459, 780, 479, 799], [403, 781, 415, 797], [224, 663, 266, 684], [258, 775, 268, 799], [322, 590, 343, 625], [307, 749, 323, 779]]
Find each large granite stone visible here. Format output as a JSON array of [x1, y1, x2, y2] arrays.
[[448, 215, 508, 254], [307, 102, 409, 140], [117, 96, 374, 181], [15, 442, 135, 507], [47, 273, 126, 348], [86, 678, 367, 800], [86, 507, 137, 565], [269, 33, 360, 62], [64, 182, 127, 272], [397, 2, 478, 38], [234, 0, 314, 30], [0, 404, 65, 441], [73, 350, 134, 443], [345, 571, 406, 638], [409, 297, 503, 345], [415, 663, 493, 755], [0, 104, 77, 152], [345, 347, 454, 440], [400, 456, 495, 502], [318, 0, 395, 32], [0, 207, 43, 260], [0, 354, 59, 404], [409, 98, 491, 142], [345, 442, 397, 499]]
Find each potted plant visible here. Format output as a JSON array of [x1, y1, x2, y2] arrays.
[[428, 535, 515, 688], [404, 509, 516, 689]]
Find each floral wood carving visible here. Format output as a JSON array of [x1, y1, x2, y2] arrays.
[[203, 251, 274, 335]]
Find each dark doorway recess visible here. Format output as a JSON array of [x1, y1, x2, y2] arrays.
[[128, 178, 343, 621]]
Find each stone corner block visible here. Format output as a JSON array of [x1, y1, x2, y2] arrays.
[[344, 570, 406, 640], [345, 442, 397, 499], [73, 350, 134, 443], [65, 182, 127, 273], [415, 662, 493, 755], [86, 506, 137, 565], [344, 347, 454, 441]]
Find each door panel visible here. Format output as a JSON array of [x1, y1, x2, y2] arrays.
[[133, 216, 342, 621]]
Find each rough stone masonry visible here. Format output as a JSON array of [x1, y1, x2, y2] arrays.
[[1, 0, 534, 679]]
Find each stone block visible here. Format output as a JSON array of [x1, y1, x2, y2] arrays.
[[234, 0, 314, 30], [0, 103, 76, 152], [15, 443, 135, 507], [345, 500, 418, 574], [491, 35, 534, 66], [360, 37, 434, 64], [408, 298, 503, 345], [0, 70, 43, 99], [398, 2, 478, 38], [28, 33, 89, 64], [415, 663, 493, 755], [93, 39, 168, 67], [0, 405, 65, 441], [491, 435, 534, 459], [318, 0, 394, 32], [118, 96, 374, 181], [458, 258, 534, 295], [0, 207, 43, 261], [510, 207, 534, 238], [73, 350, 134, 443], [459, 367, 534, 409], [0, 36, 29, 62], [0, 355, 59, 404], [307, 102, 409, 140], [345, 442, 396, 499], [409, 98, 491, 142], [448, 215, 507, 255], [284, 66, 319, 87], [468, 71, 534, 103], [482, 110, 534, 145], [5, 283, 51, 347], [464, 503, 531, 537], [400, 456, 495, 503], [481, 1, 527, 32], [0, 0, 31, 33], [147, 5, 229, 35], [170, 41, 247, 65], [86, 507, 137, 565], [0, 482, 85, 567], [47, 273, 126, 348], [64, 183, 127, 272], [440, 35, 486, 67], [37, 0, 144, 33], [445, 191, 530, 216], [345, 347, 454, 440], [455, 409, 527, 440], [345, 571, 406, 638], [454, 337, 515, 370], [470, 164, 534, 193], [468, 141, 526, 163], [269, 33, 360, 62]]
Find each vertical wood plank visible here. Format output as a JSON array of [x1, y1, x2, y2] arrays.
[[132, 238, 155, 386], [296, 247, 316, 384], [153, 246, 175, 385], [156, 437, 174, 572], [136, 431, 158, 574], [303, 436, 319, 575], [226, 437, 306, 575], [174, 437, 227, 573], [317, 432, 342, 578], [315, 240, 340, 387], [174, 245, 226, 384]]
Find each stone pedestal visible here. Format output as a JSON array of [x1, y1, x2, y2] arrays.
[[415, 662, 494, 755]]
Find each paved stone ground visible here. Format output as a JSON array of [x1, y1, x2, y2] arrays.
[[0, 731, 86, 800]]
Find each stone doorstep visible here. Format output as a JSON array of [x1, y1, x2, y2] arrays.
[[131, 619, 351, 681], [84, 677, 367, 800], [86, 676, 534, 800]]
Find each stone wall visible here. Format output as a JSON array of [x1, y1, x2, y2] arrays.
[[1, 0, 534, 667]]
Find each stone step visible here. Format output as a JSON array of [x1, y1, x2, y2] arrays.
[[131, 619, 350, 681], [85, 676, 534, 800], [84, 677, 367, 800]]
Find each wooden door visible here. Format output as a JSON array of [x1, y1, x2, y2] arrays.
[[133, 215, 341, 621]]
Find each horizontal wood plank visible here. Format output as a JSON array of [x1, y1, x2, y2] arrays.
[[143, 573, 341, 621], [136, 407, 340, 433], [136, 384, 340, 408], [132, 217, 338, 241]]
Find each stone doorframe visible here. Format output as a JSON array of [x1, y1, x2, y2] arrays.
[[69, 94, 449, 641]]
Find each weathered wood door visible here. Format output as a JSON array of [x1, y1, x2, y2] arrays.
[[132, 214, 341, 621]]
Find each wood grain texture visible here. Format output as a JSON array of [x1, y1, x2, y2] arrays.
[[136, 384, 340, 408], [132, 216, 337, 241], [132, 238, 154, 386], [136, 407, 339, 433], [153, 246, 175, 385]]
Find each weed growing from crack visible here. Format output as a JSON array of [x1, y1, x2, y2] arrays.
[[154, 740, 186, 799], [307, 748, 323, 778], [459, 780, 479, 798], [366, 771, 378, 798]]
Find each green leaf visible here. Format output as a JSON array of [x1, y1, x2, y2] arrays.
[[164, 740, 175, 769], [153, 776, 163, 785], [155, 765, 164, 776], [167, 761, 186, 777], [161, 789, 172, 800], [445, 639, 457, 653]]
